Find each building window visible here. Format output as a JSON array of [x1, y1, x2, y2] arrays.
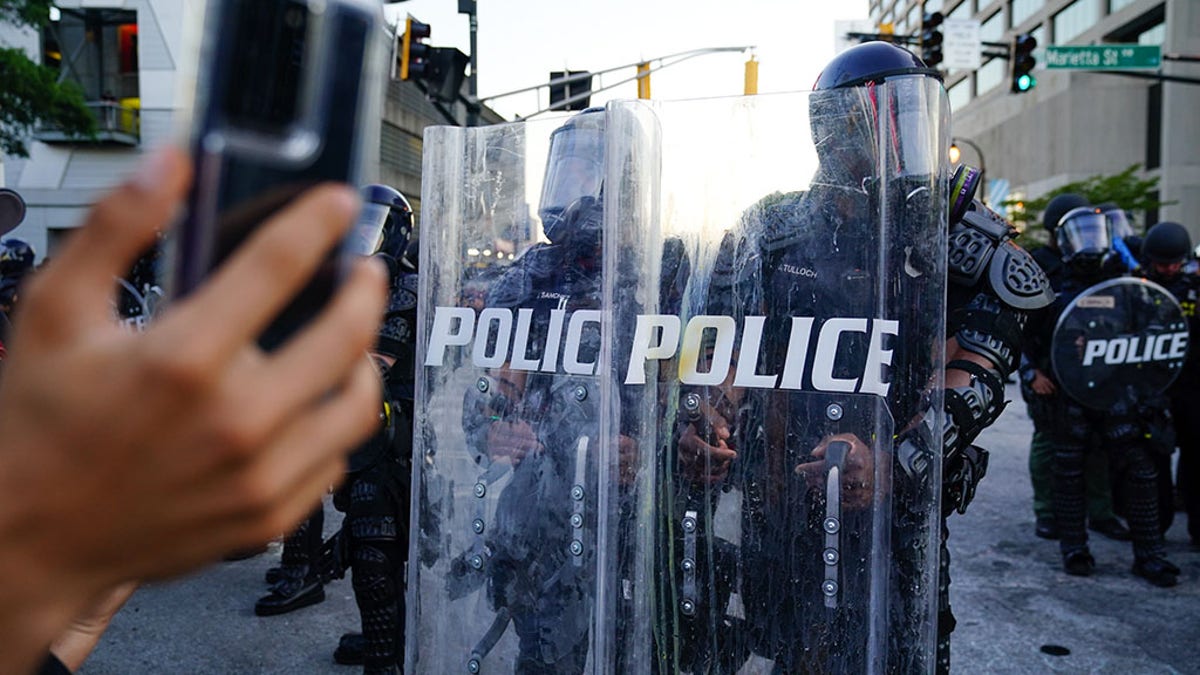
[[1010, 0, 1043, 28], [926, 0, 944, 13], [976, 57, 1006, 94], [1110, 0, 1137, 13], [1137, 23, 1165, 46], [906, 5, 918, 32], [39, 6, 140, 144], [1054, 0, 1100, 44], [981, 11, 1004, 43], [948, 0, 971, 20], [948, 78, 970, 111], [1031, 24, 1047, 48]]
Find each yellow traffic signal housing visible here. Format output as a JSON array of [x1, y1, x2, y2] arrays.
[[401, 15, 431, 81]]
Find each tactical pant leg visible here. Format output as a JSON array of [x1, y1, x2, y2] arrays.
[[281, 507, 324, 577], [351, 542, 402, 674], [1108, 443, 1167, 560], [1084, 450, 1118, 523], [345, 468, 408, 673], [1029, 430, 1056, 520], [1052, 404, 1091, 554], [1152, 452, 1175, 533]]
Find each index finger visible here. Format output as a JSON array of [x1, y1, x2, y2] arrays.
[[157, 184, 360, 361]]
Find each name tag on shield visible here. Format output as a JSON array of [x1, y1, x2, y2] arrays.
[[1052, 277, 1189, 410]]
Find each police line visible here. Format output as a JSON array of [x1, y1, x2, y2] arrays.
[[425, 306, 900, 395]]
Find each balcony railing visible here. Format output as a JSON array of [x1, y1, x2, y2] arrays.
[[35, 101, 140, 146]]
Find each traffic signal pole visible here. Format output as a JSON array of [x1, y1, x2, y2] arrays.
[[476, 46, 754, 120]]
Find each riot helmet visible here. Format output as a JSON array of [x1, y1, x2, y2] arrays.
[[1056, 206, 1111, 272], [810, 41, 944, 181], [1097, 202, 1134, 240], [0, 238, 35, 278], [539, 107, 605, 244], [1142, 221, 1191, 280], [1042, 193, 1089, 237], [349, 184, 413, 260]]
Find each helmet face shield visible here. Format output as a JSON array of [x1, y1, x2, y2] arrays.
[[810, 74, 945, 183], [540, 124, 604, 217], [1056, 208, 1111, 261], [539, 109, 606, 243], [347, 202, 391, 256], [1104, 208, 1134, 240]]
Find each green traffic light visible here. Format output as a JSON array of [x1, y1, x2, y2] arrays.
[[1017, 74, 1035, 91]]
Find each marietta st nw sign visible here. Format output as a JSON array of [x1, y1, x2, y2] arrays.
[[1044, 44, 1162, 70]]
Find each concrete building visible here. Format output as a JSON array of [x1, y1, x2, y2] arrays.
[[870, 0, 1200, 238], [0, 0, 498, 260]]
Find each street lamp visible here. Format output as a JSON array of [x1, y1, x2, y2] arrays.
[[949, 137, 987, 205]]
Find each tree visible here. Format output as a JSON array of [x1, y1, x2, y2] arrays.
[[1004, 164, 1174, 249], [0, 0, 94, 157]]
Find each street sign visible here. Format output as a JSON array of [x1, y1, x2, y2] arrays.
[[943, 18, 981, 71], [1044, 44, 1162, 70]]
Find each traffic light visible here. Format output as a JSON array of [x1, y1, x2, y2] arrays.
[[400, 15, 431, 81], [1011, 33, 1037, 94], [424, 47, 470, 103], [920, 12, 944, 68]]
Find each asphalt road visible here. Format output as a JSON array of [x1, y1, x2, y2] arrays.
[[81, 383, 1200, 674]]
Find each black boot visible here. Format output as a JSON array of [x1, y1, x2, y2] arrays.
[[1132, 556, 1180, 587], [1062, 549, 1095, 576], [333, 632, 366, 666], [254, 568, 325, 616]]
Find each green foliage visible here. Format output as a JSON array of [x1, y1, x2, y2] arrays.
[[0, 0, 54, 29], [0, 48, 95, 157], [1, 2, 96, 157], [1002, 164, 1173, 234]]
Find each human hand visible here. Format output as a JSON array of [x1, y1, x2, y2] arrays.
[[1030, 369, 1056, 395], [794, 433, 876, 510], [486, 420, 543, 465], [0, 147, 386, 672], [677, 396, 737, 485], [49, 582, 138, 671]]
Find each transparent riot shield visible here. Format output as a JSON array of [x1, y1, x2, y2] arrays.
[[410, 107, 656, 674], [609, 79, 949, 673], [1052, 277, 1188, 410]]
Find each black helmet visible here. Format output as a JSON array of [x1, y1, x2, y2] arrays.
[[540, 107, 605, 243], [1042, 193, 1089, 235], [1056, 206, 1111, 271], [350, 184, 413, 260], [1142, 221, 1192, 265], [0, 238, 35, 278], [813, 41, 942, 91], [810, 42, 944, 182]]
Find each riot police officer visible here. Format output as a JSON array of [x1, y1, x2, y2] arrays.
[[1020, 196, 1127, 542], [674, 42, 1051, 673], [457, 109, 607, 673], [1023, 207, 1181, 586], [1141, 221, 1200, 546], [332, 184, 417, 675]]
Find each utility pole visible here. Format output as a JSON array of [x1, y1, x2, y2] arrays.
[[459, 0, 480, 126]]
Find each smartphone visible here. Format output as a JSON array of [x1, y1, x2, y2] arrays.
[[170, 0, 384, 350]]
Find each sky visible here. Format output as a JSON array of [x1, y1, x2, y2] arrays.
[[382, 0, 871, 121]]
